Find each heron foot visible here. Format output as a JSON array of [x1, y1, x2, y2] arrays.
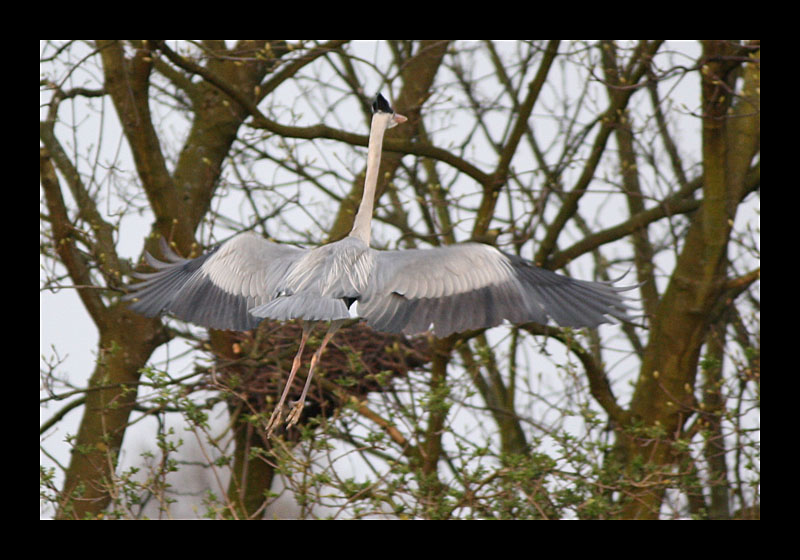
[[286, 398, 306, 428], [265, 404, 285, 438]]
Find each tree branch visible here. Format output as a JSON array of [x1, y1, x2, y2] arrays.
[[39, 147, 108, 326]]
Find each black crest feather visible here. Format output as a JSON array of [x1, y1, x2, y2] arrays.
[[372, 93, 393, 114]]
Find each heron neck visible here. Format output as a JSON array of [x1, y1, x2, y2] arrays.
[[350, 113, 389, 245]]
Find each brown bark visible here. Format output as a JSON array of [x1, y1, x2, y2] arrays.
[[612, 40, 760, 519], [50, 40, 280, 518], [41, 40, 759, 520]]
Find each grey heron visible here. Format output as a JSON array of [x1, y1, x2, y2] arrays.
[[124, 93, 634, 436]]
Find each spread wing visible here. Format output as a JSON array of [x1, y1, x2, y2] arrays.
[[123, 232, 304, 331], [357, 243, 634, 337]]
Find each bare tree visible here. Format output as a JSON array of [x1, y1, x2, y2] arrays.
[[41, 40, 759, 520]]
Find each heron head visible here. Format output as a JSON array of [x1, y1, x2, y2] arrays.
[[372, 93, 407, 128]]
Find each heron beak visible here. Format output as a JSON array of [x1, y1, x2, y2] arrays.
[[393, 113, 408, 124]]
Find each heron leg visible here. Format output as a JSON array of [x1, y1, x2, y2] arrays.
[[286, 321, 342, 428], [266, 322, 312, 438]]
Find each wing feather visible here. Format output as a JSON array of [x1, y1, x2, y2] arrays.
[[123, 233, 303, 331], [358, 243, 635, 336]]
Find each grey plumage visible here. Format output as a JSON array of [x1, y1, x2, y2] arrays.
[[124, 93, 635, 435], [125, 233, 302, 331], [125, 235, 633, 336]]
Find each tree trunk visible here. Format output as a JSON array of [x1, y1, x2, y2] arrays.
[[612, 40, 760, 519]]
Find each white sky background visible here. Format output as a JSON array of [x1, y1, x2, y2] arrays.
[[40, 41, 758, 518]]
